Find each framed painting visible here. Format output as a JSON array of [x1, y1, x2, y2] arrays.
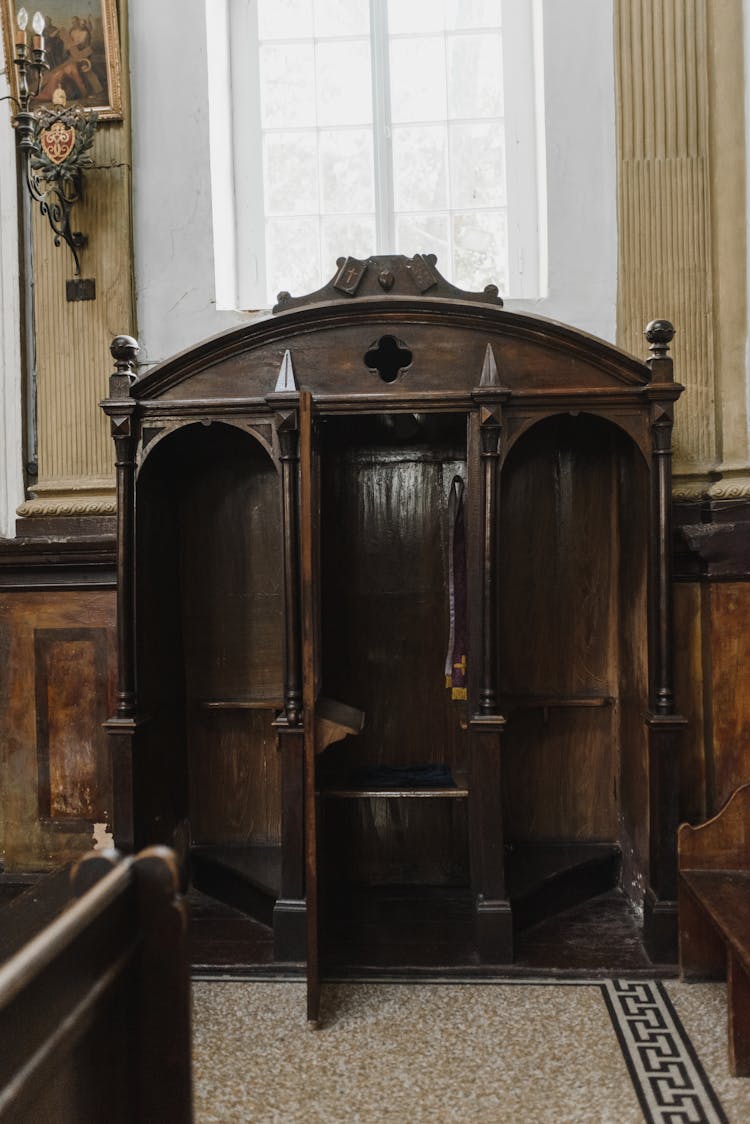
[[2, 0, 122, 119]]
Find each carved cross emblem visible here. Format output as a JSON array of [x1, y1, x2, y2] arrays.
[[40, 120, 76, 165]]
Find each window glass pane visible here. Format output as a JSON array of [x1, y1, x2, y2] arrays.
[[316, 40, 373, 126], [264, 132, 319, 216], [321, 215, 377, 271], [444, 0, 502, 31], [449, 123, 505, 208], [319, 129, 374, 214], [452, 210, 507, 293], [392, 125, 448, 212], [387, 0, 445, 35], [447, 32, 503, 119], [266, 216, 321, 304], [396, 213, 450, 264], [314, 0, 370, 38], [389, 37, 447, 123], [260, 44, 316, 129], [258, 0, 313, 40]]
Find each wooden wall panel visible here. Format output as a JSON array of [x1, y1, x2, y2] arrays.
[[189, 710, 281, 846], [709, 583, 750, 810], [673, 582, 708, 824], [34, 628, 110, 826], [0, 590, 115, 870]]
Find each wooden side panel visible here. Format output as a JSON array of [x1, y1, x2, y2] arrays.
[[616, 438, 650, 899], [189, 710, 280, 845], [34, 629, 110, 825], [709, 584, 750, 811], [318, 414, 469, 884], [499, 415, 621, 841], [0, 591, 116, 870], [678, 782, 750, 871], [320, 415, 468, 774]]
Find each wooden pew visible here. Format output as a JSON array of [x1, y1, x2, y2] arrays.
[[678, 783, 750, 1076], [0, 847, 192, 1122]]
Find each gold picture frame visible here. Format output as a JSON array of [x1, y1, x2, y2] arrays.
[[2, 0, 122, 120]]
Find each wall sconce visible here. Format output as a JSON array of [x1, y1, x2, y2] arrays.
[[9, 7, 98, 280]]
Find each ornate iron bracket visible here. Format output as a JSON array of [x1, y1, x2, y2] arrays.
[[9, 9, 98, 276]]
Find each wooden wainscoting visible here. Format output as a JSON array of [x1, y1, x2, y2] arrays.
[[0, 590, 116, 870]]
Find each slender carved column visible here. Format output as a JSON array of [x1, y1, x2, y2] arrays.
[[643, 319, 688, 960], [278, 416, 302, 727], [646, 321, 678, 716], [269, 363, 306, 960], [101, 334, 139, 851], [478, 405, 502, 716], [106, 335, 139, 718], [468, 360, 512, 963]]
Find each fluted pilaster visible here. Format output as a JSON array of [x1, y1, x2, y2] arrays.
[[16, 2, 134, 523], [615, 0, 748, 501]]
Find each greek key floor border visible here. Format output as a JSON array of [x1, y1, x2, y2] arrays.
[[603, 979, 728, 1124]]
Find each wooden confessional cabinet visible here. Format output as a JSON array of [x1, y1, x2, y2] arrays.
[[103, 255, 685, 1015]]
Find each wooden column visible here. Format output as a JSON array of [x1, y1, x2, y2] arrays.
[[643, 319, 688, 961], [269, 384, 307, 961], [101, 335, 139, 851], [278, 415, 302, 727], [469, 369, 512, 964]]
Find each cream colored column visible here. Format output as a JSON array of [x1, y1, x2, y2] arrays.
[[615, 0, 748, 501], [16, 3, 133, 523]]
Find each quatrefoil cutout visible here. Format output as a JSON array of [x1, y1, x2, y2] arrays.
[[364, 335, 413, 384]]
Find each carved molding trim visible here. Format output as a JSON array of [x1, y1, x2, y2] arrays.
[[707, 473, 750, 501], [671, 471, 718, 502], [18, 490, 116, 517]]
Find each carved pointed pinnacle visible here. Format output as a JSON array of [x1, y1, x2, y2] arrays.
[[479, 343, 500, 387], [275, 349, 298, 393]]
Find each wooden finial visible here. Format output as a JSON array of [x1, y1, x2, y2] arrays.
[[108, 335, 139, 398], [645, 319, 675, 360], [110, 335, 139, 375]]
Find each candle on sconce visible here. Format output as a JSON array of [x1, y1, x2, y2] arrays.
[[15, 6, 29, 47], [31, 10, 45, 51]]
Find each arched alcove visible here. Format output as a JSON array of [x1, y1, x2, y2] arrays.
[[499, 412, 650, 912], [133, 422, 284, 906]]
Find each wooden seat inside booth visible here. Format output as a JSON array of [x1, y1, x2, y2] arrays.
[[101, 253, 686, 1020]]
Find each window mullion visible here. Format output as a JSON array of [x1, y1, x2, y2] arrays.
[[369, 0, 395, 253]]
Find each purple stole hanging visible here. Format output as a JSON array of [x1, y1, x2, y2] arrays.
[[445, 476, 467, 700]]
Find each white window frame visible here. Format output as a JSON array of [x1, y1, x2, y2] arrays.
[[207, 0, 546, 311]]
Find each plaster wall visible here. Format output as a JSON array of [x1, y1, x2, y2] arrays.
[[0, 63, 24, 539], [128, 0, 617, 368]]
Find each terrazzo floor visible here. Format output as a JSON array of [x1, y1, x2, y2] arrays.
[[192, 978, 750, 1123]]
